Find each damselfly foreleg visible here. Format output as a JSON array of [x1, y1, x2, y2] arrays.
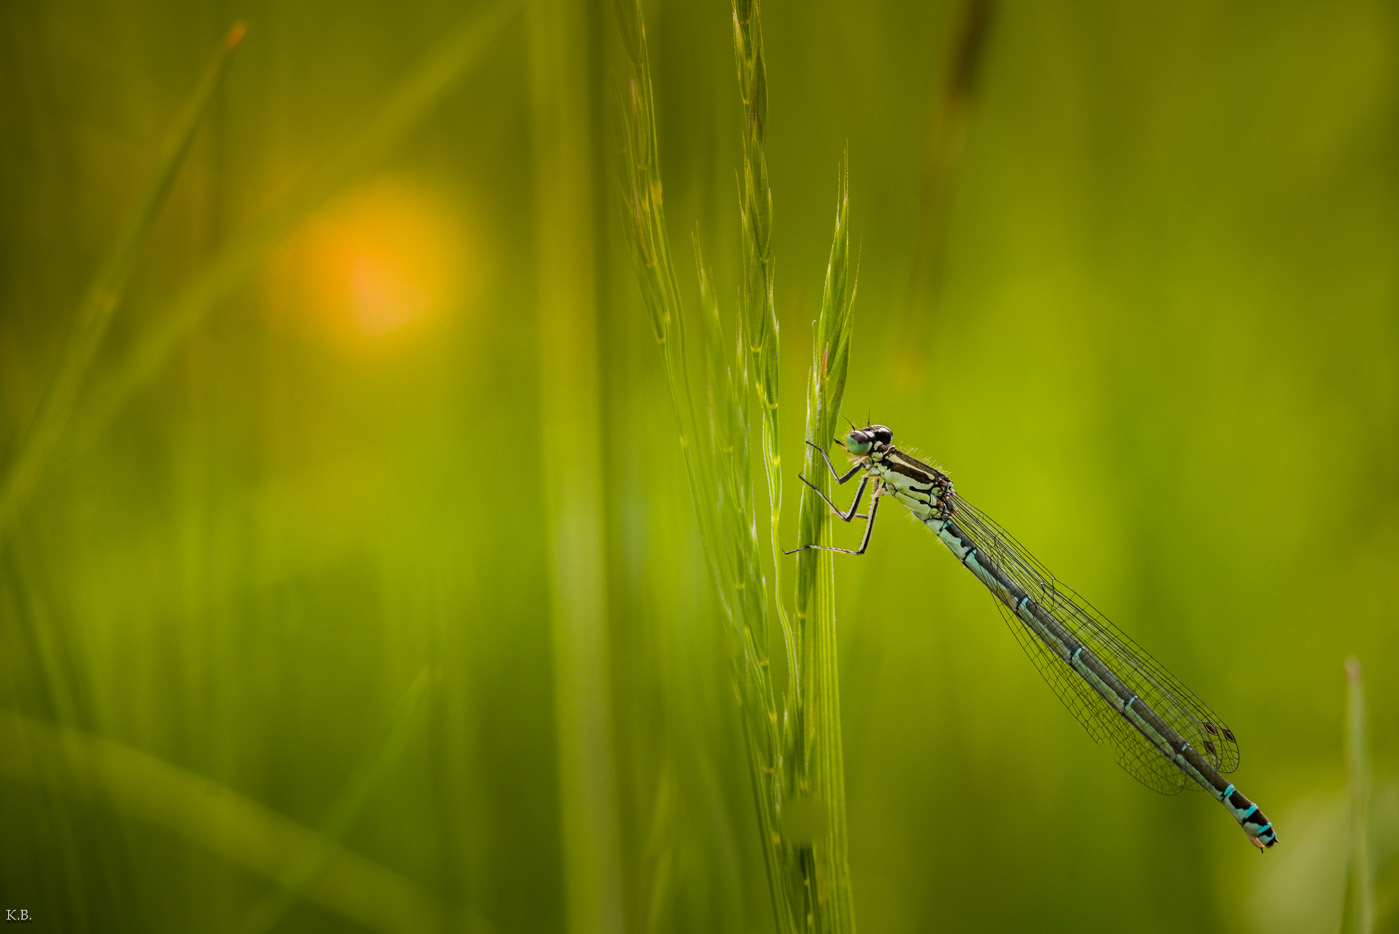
[[797, 472, 870, 522], [785, 483, 882, 556], [808, 439, 863, 485]]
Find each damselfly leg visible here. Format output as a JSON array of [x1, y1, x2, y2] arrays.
[[785, 441, 882, 556], [810, 439, 864, 486]]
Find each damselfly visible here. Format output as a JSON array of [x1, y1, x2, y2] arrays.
[[788, 424, 1277, 850]]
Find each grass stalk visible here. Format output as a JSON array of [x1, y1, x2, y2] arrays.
[[0, 23, 245, 543], [791, 156, 858, 933], [732, 0, 797, 697], [0, 709, 451, 933], [1341, 657, 1373, 934], [899, 0, 993, 370], [618, 1, 858, 929], [617, 0, 792, 928], [529, 0, 626, 928], [240, 668, 440, 934]]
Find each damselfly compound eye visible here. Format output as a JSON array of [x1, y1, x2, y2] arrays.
[[846, 430, 873, 455]]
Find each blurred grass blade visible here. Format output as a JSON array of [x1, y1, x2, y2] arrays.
[[1341, 657, 1372, 934], [898, 0, 993, 379], [793, 153, 858, 933], [0, 23, 246, 542], [240, 668, 452, 934], [530, 0, 627, 929], [70, 0, 523, 454], [0, 709, 446, 933], [641, 765, 677, 934]]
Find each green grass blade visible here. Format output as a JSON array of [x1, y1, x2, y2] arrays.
[[732, 4, 821, 925], [615, 0, 725, 604], [0, 23, 246, 542], [616, 0, 792, 928], [898, 0, 993, 378], [620, 2, 863, 930], [732, 0, 797, 724], [793, 154, 858, 934], [529, 0, 626, 928], [1341, 656, 1373, 934], [68, 0, 523, 456], [0, 709, 447, 933], [239, 668, 446, 934]]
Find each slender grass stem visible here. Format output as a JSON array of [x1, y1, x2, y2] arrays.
[[732, 0, 796, 703], [0, 24, 245, 543], [791, 156, 858, 934], [618, 1, 858, 930], [898, 0, 993, 379], [1341, 657, 1373, 934], [0, 709, 454, 933], [239, 668, 439, 934], [530, 0, 626, 928], [617, 0, 792, 927]]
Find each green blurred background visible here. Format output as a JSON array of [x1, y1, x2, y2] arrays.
[[2, 0, 1396, 931]]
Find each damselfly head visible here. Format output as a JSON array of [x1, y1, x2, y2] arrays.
[[846, 424, 892, 456]]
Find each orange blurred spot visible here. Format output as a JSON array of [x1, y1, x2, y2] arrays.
[[269, 177, 476, 347]]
